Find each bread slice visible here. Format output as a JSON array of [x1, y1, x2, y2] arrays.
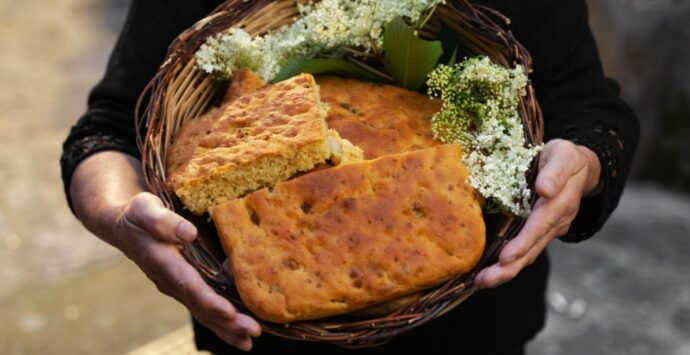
[[167, 73, 363, 215], [219, 73, 441, 166], [209, 144, 485, 323], [218, 70, 363, 164]]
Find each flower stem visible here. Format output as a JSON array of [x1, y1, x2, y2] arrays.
[[346, 56, 394, 82], [342, 46, 378, 59], [416, 5, 438, 30]]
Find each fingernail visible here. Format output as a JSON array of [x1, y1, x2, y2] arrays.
[[176, 221, 197, 242]]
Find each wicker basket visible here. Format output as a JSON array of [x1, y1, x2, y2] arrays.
[[135, 0, 544, 348]]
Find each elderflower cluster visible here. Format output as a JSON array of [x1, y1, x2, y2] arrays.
[[427, 56, 542, 216], [297, 0, 444, 53], [195, 28, 269, 80], [195, 0, 445, 81]]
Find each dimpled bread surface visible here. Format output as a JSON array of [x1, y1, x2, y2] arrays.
[[220, 74, 444, 161], [166, 73, 362, 215], [210, 144, 485, 323], [317, 76, 443, 159]]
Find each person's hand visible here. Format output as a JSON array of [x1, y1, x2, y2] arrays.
[[113, 192, 262, 351], [475, 139, 601, 289]]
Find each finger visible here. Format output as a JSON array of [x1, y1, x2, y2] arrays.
[[479, 142, 590, 289], [168, 261, 261, 345], [200, 299, 262, 338], [500, 177, 582, 267], [202, 314, 260, 351], [198, 318, 253, 352], [214, 331, 253, 352], [477, 241, 550, 289], [498, 198, 553, 266], [138, 242, 238, 318], [475, 261, 521, 288], [138, 238, 263, 343], [479, 229, 552, 288], [124, 192, 197, 243], [198, 312, 260, 352], [172, 261, 261, 337], [477, 227, 555, 289], [207, 313, 262, 339], [479, 203, 559, 288], [233, 313, 262, 337], [536, 140, 584, 198], [152, 247, 239, 321], [523, 235, 553, 266], [481, 187, 583, 289], [135, 243, 193, 299]]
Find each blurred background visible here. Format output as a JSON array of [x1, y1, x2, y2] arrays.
[[0, 0, 688, 354]]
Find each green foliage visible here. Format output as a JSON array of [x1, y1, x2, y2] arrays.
[[383, 17, 443, 91]]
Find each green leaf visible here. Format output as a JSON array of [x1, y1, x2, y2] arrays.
[[383, 17, 443, 91], [272, 58, 381, 83]]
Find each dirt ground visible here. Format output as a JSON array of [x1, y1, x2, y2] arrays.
[[0, 0, 188, 353], [0, 0, 688, 354]]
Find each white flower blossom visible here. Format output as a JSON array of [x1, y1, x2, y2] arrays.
[[195, 28, 268, 80], [195, 0, 445, 81], [427, 56, 542, 216]]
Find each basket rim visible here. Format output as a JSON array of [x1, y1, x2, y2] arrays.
[[135, 0, 544, 348]]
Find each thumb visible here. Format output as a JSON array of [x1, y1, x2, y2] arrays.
[[536, 139, 583, 199], [124, 192, 197, 243]]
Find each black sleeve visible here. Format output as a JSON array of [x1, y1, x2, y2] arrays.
[[521, 0, 640, 242], [60, 0, 221, 213]]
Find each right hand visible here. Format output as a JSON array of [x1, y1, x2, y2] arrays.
[[113, 192, 261, 351]]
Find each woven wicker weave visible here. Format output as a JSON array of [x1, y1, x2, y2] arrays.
[[135, 0, 544, 348]]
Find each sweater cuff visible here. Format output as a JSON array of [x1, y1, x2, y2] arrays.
[[556, 123, 630, 243], [60, 133, 141, 215]]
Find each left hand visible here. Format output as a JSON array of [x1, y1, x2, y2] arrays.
[[475, 139, 602, 289]]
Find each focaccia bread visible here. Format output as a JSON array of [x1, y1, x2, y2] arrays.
[[219, 73, 443, 162], [223, 67, 266, 103], [317, 76, 443, 159], [220, 73, 444, 161], [166, 73, 363, 215], [210, 144, 485, 323]]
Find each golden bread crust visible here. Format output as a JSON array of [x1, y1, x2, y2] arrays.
[[167, 74, 333, 214], [316, 76, 443, 159], [223, 67, 266, 104], [210, 144, 485, 323]]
